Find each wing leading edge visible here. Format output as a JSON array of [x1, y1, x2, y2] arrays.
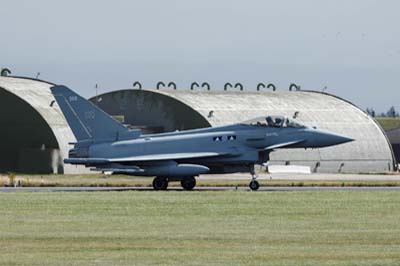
[[65, 152, 224, 165]]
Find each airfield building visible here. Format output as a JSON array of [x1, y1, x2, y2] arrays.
[[0, 75, 396, 174], [0, 76, 83, 174], [90, 89, 397, 173]]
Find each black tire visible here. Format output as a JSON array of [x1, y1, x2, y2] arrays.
[[249, 180, 260, 191], [153, 177, 168, 191], [181, 177, 196, 191]]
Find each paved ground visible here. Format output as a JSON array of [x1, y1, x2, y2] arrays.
[[199, 173, 400, 181], [3, 186, 400, 193]]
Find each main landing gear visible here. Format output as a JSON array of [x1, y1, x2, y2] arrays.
[[181, 176, 196, 191], [152, 176, 197, 191], [153, 176, 168, 191], [249, 165, 260, 191]]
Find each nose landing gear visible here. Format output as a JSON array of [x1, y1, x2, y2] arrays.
[[249, 165, 260, 191], [249, 180, 260, 191]]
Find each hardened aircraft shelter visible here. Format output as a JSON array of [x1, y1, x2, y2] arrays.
[[0, 75, 396, 174], [0, 76, 82, 174], [91, 89, 397, 173]]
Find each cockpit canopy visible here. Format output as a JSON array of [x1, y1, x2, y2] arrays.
[[244, 116, 306, 128]]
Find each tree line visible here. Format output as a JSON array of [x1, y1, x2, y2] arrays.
[[366, 106, 399, 118]]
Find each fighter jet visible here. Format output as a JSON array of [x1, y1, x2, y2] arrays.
[[51, 85, 353, 191]]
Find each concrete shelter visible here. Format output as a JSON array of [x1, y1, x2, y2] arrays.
[[0, 75, 395, 174], [91, 89, 396, 173]]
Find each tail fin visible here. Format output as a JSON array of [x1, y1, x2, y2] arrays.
[[51, 85, 129, 142]]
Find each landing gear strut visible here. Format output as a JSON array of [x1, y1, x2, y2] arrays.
[[181, 176, 196, 191], [153, 177, 168, 190], [249, 165, 260, 191]]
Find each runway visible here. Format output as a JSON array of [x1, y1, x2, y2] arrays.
[[2, 186, 400, 193], [199, 173, 400, 181]]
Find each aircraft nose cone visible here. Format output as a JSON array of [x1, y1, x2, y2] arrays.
[[328, 134, 354, 145], [304, 130, 354, 148], [316, 132, 354, 147]]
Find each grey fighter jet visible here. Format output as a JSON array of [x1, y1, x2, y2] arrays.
[[51, 85, 353, 191]]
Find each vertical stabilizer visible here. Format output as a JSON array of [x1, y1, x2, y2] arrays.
[[51, 85, 129, 142]]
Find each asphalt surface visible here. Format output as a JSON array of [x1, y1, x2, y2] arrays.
[[2, 186, 400, 193], [199, 173, 400, 181]]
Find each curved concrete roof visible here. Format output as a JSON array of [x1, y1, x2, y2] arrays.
[[0, 76, 83, 174], [93, 89, 396, 173], [3, 76, 392, 174]]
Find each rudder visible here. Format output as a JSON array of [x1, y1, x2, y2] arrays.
[[51, 85, 128, 142]]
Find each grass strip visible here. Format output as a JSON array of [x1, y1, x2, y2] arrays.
[[1, 191, 400, 265]]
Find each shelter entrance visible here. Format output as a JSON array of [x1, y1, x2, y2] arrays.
[[0, 88, 62, 174]]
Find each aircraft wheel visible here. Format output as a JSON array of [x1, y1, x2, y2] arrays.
[[153, 177, 168, 191], [181, 177, 196, 191], [249, 180, 260, 191]]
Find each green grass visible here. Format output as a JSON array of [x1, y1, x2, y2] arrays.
[[1, 191, 400, 265], [376, 117, 400, 131]]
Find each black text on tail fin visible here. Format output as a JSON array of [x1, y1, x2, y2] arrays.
[[51, 85, 128, 141]]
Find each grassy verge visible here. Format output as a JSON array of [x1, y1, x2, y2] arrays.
[[1, 191, 400, 265], [376, 117, 400, 131], [2, 174, 400, 187], [0, 174, 151, 187]]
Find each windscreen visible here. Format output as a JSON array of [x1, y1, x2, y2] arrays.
[[244, 116, 306, 128]]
